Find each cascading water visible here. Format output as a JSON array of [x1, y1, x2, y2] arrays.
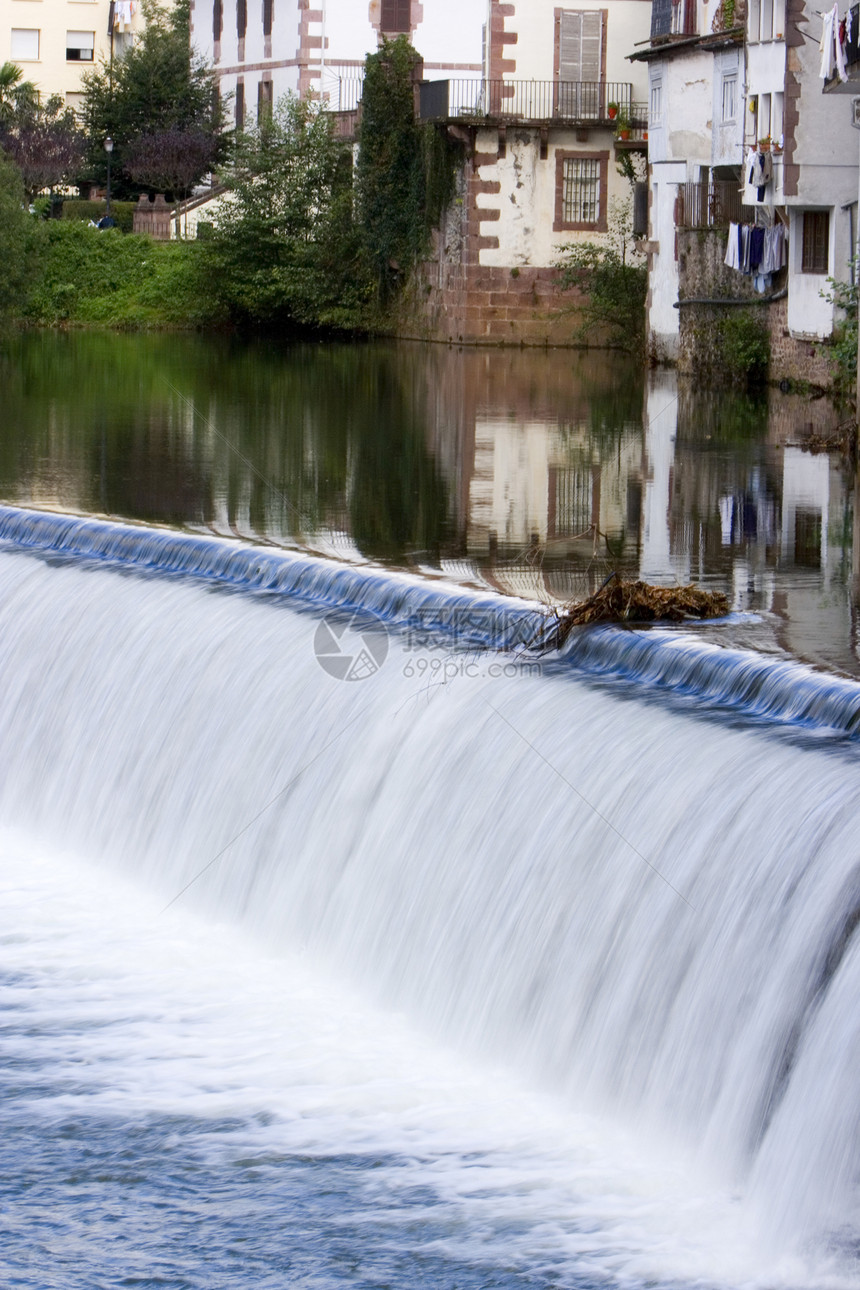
[[2, 507, 860, 1289]]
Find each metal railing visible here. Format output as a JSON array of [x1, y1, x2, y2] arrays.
[[419, 79, 638, 126], [675, 180, 755, 229], [322, 72, 364, 113]]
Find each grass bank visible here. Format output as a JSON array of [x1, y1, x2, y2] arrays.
[[22, 222, 227, 330]]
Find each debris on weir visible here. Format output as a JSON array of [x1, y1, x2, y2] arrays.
[[556, 575, 729, 645]]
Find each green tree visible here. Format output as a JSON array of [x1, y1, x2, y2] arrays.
[[356, 36, 458, 302], [556, 198, 647, 350], [0, 152, 39, 319], [1, 93, 86, 201], [80, 0, 222, 197], [205, 94, 367, 329], [0, 62, 37, 126]]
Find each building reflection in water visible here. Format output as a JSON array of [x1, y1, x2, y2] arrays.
[[0, 332, 857, 676]]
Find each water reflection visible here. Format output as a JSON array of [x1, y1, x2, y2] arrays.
[[0, 332, 856, 675]]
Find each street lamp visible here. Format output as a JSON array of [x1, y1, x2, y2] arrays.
[[104, 136, 113, 218]]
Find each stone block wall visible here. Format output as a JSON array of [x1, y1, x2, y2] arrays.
[[676, 227, 835, 389], [132, 194, 173, 241], [394, 147, 586, 346]]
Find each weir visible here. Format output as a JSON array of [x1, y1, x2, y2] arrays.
[[1, 509, 860, 1279]]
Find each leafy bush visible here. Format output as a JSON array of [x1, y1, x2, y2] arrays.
[[204, 94, 368, 330], [556, 200, 647, 350], [0, 152, 39, 319], [23, 220, 224, 328], [820, 274, 857, 405], [716, 311, 770, 386], [61, 199, 137, 234]]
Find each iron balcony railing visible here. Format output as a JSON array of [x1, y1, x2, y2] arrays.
[[675, 180, 755, 229], [419, 79, 640, 127]]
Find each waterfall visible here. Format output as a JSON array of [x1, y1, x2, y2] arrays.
[[1, 509, 860, 1275]]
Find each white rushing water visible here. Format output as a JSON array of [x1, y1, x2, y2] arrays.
[[1, 531, 860, 1288]]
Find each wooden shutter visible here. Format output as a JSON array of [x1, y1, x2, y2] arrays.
[[237, 0, 247, 37], [559, 11, 603, 83], [381, 0, 411, 32], [263, 0, 273, 37]]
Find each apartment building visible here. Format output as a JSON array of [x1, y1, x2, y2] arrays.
[[0, 0, 143, 109]]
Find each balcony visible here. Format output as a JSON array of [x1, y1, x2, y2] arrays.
[[675, 180, 755, 228], [418, 79, 641, 128]]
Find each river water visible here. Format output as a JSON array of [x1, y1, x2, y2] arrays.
[[1, 333, 860, 1289], [1, 330, 858, 674]]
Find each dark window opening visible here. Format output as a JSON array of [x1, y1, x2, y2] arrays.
[[237, 0, 247, 39], [257, 79, 273, 122], [235, 81, 245, 129], [801, 210, 830, 274], [213, 0, 222, 41], [263, 0, 273, 36]]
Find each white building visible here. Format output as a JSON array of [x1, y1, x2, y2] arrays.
[[192, 0, 484, 127], [636, 0, 858, 361], [0, 0, 143, 110]]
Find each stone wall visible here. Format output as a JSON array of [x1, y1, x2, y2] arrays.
[[393, 151, 587, 346], [132, 194, 173, 241], [675, 227, 835, 389]]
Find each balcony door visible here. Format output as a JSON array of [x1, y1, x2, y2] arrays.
[[556, 10, 605, 120]]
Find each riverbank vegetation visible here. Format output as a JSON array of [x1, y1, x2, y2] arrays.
[[0, 29, 462, 336]]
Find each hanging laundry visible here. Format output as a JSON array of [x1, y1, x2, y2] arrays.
[[724, 221, 741, 270], [820, 3, 837, 78], [723, 223, 787, 280]]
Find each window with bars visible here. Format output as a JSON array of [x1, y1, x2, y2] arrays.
[[801, 211, 829, 273], [263, 0, 273, 36], [563, 157, 601, 225], [380, 0, 411, 32]]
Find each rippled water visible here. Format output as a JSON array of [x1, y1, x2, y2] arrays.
[[0, 330, 857, 674], [1, 539, 860, 1287]]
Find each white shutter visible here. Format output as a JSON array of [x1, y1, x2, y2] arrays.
[[559, 11, 603, 82], [10, 29, 40, 61]]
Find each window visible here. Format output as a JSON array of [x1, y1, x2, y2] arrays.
[[801, 211, 830, 273], [380, 0, 410, 32], [557, 11, 603, 117], [10, 28, 39, 60], [257, 78, 273, 122], [760, 0, 774, 38], [721, 73, 737, 121], [554, 151, 608, 231], [558, 10, 603, 83], [66, 30, 95, 60], [263, 0, 273, 37], [213, 0, 222, 42], [650, 76, 662, 126], [237, 0, 247, 38], [65, 91, 85, 113], [235, 81, 245, 128], [757, 92, 771, 142]]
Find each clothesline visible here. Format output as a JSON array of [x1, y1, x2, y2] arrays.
[[724, 222, 787, 294], [819, 1, 854, 81]]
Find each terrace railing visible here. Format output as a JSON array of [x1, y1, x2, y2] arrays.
[[675, 180, 755, 229], [418, 79, 639, 127]]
